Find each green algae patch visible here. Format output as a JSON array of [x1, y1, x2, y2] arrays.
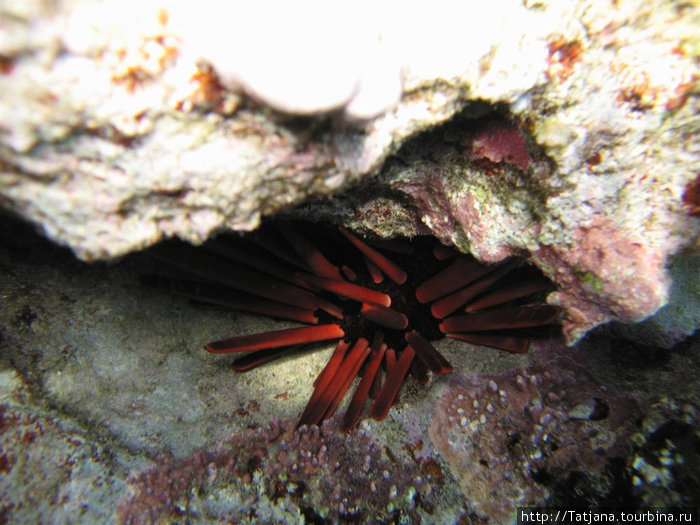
[[575, 268, 605, 295]]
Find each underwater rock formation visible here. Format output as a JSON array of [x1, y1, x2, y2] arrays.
[[0, 3, 697, 338], [116, 420, 453, 523], [429, 346, 640, 523]]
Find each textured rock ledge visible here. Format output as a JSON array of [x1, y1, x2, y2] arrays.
[[1, 0, 698, 343]]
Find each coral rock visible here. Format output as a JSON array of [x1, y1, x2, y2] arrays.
[[1, 0, 698, 342], [429, 349, 639, 523]]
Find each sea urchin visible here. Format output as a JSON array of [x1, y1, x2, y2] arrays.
[[144, 222, 560, 431]]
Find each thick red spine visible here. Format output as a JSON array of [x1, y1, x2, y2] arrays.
[[339, 227, 407, 285], [439, 305, 561, 333], [370, 346, 416, 420], [405, 330, 452, 375], [360, 303, 409, 330], [446, 333, 529, 354], [206, 324, 344, 353], [415, 258, 491, 304], [301, 274, 391, 307], [341, 345, 387, 431]]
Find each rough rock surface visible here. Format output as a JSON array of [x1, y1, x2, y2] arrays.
[[1, 3, 698, 340], [1, 217, 698, 523], [429, 343, 641, 522]]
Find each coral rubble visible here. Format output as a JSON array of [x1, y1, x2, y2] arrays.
[[429, 358, 639, 522]]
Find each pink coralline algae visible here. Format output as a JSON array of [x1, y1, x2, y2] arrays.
[[0, 405, 114, 523], [451, 192, 520, 262], [462, 118, 532, 172], [429, 340, 639, 524], [117, 420, 449, 524], [534, 217, 667, 342]]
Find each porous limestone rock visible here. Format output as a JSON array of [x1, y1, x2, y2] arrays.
[[1, 0, 698, 342], [428, 337, 700, 524]]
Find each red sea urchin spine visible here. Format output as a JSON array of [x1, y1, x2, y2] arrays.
[[385, 347, 397, 373], [141, 275, 319, 325], [439, 305, 561, 333], [299, 338, 370, 427], [341, 344, 386, 431], [198, 291, 319, 325], [410, 357, 430, 385], [405, 330, 452, 375], [370, 346, 416, 420], [151, 244, 329, 313], [364, 236, 414, 255], [299, 340, 350, 425], [464, 274, 552, 312], [360, 303, 409, 330], [204, 237, 314, 290], [363, 256, 384, 284], [433, 244, 457, 261], [429, 259, 520, 319], [338, 226, 408, 284], [312, 340, 350, 389], [247, 229, 309, 270], [322, 341, 373, 422], [307, 296, 345, 321], [277, 223, 344, 281], [446, 332, 529, 354], [145, 220, 562, 431], [205, 324, 344, 353], [231, 345, 304, 371], [368, 332, 385, 398], [299, 274, 391, 307], [341, 265, 357, 281], [415, 257, 492, 304]]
